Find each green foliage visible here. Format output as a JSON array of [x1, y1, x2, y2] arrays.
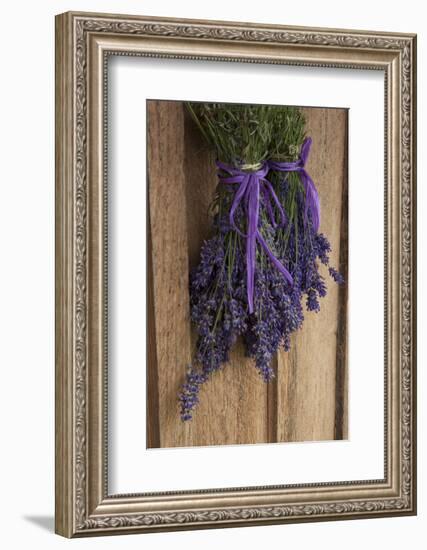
[[186, 101, 306, 167]]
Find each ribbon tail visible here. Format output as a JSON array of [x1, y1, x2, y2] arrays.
[[257, 232, 293, 286]]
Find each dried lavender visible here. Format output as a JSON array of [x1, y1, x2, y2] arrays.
[[179, 214, 249, 420], [178, 102, 344, 421], [273, 175, 344, 318]]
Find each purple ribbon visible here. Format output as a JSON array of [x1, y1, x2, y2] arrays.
[[268, 137, 320, 232], [217, 161, 293, 314]]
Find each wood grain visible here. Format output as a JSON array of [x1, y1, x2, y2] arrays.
[[147, 101, 348, 448], [147, 102, 193, 448]]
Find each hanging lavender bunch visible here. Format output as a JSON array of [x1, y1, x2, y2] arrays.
[[179, 103, 343, 421], [268, 128, 344, 320]]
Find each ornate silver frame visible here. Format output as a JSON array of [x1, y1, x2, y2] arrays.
[[55, 11, 417, 537]]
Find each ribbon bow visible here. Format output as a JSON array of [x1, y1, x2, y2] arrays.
[[217, 160, 293, 314], [268, 137, 320, 232]]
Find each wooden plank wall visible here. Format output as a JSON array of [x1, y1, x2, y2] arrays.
[[147, 101, 348, 448]]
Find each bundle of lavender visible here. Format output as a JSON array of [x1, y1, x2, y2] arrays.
[[178, 102, 343, 421]]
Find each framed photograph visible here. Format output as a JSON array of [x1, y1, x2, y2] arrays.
[[55, 11, 417, 537]]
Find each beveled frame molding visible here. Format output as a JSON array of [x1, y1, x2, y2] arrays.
[[55, 11, 417, 537]]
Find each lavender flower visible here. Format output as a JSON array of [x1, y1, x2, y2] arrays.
[[329, 266, 345, 284], [244, 223, 302, 381], [178, 368, 208, 421], [273, 177, 344, 316], [178, 214, 249, 420]]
